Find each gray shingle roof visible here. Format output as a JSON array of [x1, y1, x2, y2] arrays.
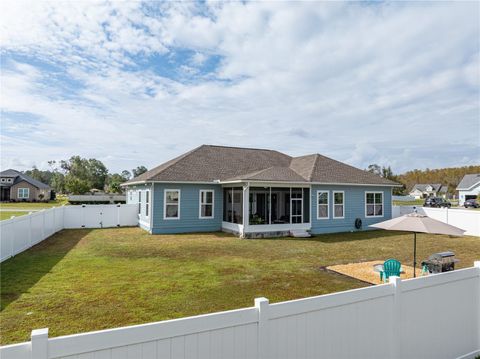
[[0, 169, 51, 189], [226, 167, 308, 182], [456, 174, 480, 190], [411, 184, 443, 192], [124, 145, 399, 186]]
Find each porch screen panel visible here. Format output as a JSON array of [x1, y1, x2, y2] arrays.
[[302, 188, 310, 223], [270, 188, 290, 224], [223, 187, 243, 224], [223, 188, 232, 222], [232, 188, 243, 224], [249, 187, 269, 225]]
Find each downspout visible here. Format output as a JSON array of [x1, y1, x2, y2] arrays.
[[150, 183, 154, 234], [242, 182, 250, 238]]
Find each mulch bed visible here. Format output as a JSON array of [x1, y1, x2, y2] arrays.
[[327, 260, 427, 285]]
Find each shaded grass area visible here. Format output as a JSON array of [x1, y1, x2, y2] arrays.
[[0, 212, 28, 221], [1, 227, 479, 344]]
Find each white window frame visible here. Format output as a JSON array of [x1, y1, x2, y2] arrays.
[[164, 189, 181, 220], [18, 188, 30, 199], [138, 191, 142, 215], [145, 190, 150, 218], [199, 189, 214, 219], [365, 191, 384, 218], [316, 190, 329, 219], [333, 191, 345, 219]]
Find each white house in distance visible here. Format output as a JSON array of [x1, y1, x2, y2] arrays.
[[409, 183, 448, 199], [456, 174, 480, 206]]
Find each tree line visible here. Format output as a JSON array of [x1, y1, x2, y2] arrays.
[[366, 164, 480, 195], [24, 157, 479, 196], [24, 156, 148, 194]]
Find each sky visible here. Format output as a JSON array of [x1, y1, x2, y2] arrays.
[[0, 1, 479, 175]]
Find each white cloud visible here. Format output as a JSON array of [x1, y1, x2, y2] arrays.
[[0, 1, 478, 174]]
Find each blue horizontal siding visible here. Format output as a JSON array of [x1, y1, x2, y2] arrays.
[[310, 185, 392, 234], [151, 183, 223, 234]]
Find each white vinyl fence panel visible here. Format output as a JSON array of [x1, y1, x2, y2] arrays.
[[0, 204, 138, 262], [393, 206, 480, 237], [1, 263, 479, 359]]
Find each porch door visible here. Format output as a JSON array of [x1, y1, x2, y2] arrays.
[[291, 189, 302, 224]]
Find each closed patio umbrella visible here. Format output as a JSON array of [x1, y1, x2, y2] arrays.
[[369, 212, 465, 277]]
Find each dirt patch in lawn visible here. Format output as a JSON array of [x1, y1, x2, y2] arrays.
[[327, 260, 425, 285]]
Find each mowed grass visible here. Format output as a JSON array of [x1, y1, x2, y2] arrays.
[[0, 212, 28, 221], [1, 227, 479, 344], [0, 196, 69, 210]]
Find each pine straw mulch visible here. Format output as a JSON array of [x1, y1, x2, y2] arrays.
[[327, 260, 427, 285]]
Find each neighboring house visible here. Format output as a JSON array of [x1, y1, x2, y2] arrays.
[[409, 184, 448, 199], [456, 174, 480, 206], [0, 169, 51, 202], [122, 145, 399, 238]]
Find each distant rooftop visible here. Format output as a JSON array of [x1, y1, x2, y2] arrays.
[[0, 169, 51, 189], [456, 174, 480, 190]]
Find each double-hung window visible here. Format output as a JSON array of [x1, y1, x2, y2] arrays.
[[199, 190, 214, 219], [333, 191, 344, 219], [145, 190, 150, 217], [18, 188, 29, 199], [366, 192, 383, 217], [138, 191, 142, 215], [164, 189, 180, 219], [317, 191, 329, 219]]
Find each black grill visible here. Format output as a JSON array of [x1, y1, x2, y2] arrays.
[[421, 251, 459, 274]]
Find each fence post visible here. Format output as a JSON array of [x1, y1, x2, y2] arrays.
[[475, 261, 480, 351], [29, 212, 33, 247], [31, 328, 48, 359], [42, 209, 46, 242], [255, 297, 270, 359], [389, 276, 402, 359]]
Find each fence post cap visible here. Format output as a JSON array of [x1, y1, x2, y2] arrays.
[[31, 328, 49, 338], [389, 276, 402, 286], [254, 297, 269, 306]]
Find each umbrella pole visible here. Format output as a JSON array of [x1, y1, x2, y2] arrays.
[[413, 232, 417, 278]]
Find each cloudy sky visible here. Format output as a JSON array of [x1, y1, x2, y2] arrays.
[[1, 1, 478, 175]]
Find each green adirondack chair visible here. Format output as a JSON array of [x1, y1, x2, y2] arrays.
[[380, 259, 401, 282]]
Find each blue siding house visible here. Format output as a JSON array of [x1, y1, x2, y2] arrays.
[[122, 145, 399, 237]]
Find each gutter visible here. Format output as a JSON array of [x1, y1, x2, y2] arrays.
[[122, 180, 402, 187]]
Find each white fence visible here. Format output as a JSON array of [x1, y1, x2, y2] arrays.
[[0, 204, 138, 262], [392, 206, 480, 237], [1, 263, 479, 359]]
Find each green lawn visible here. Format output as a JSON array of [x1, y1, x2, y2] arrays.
[[1, 228, 479, 345], [0, 196, 69, 211], [0, 211, 28, 221], [393, 199, 424, 206]]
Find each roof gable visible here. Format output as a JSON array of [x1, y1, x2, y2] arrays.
[[411, 183, 443, 192], [0, 169, 50, 189], [456, 174, 480, 190]]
